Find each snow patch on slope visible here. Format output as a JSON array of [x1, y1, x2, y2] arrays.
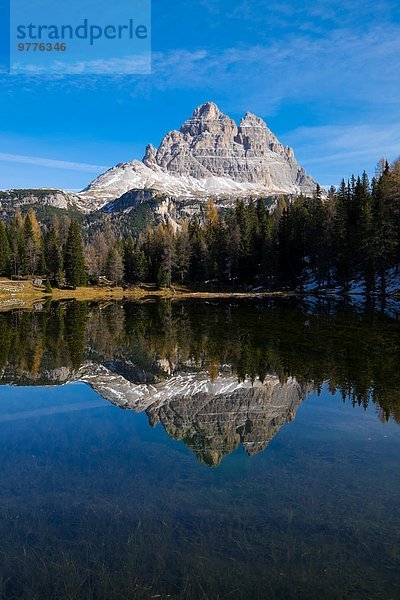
[[78, 159, 307, 211]]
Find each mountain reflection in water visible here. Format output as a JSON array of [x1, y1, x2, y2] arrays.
[[1, 298, 400, 599], [0, 298, 399, 465]]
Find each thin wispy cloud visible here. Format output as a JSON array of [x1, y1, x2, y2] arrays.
[[1, 24, 399, 185], [205, 0, 398, 31], [284, 123, 400, 183], [124, 25, 400, 117], [8, 21, 400, 107], [4, 17, 400, 126], [0, 0, 398, 188], [0, 152, 109, 173], [12, 54, 151, 76]]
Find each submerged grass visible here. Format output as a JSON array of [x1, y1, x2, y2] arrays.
[[0, 488, 398, 599], [0, 404, 398, 600], [0, 300, 399, 597]]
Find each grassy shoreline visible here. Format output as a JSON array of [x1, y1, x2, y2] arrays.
[[1, 278, 399, 310], [0, 279, 303, 308]]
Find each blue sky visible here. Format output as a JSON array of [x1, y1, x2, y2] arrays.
[[0, 0, 399, 190]]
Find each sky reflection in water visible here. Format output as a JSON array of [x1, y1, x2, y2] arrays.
[[0, 299, 399, 598]]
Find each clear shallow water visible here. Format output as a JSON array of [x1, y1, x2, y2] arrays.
[[0, 300, 399, 599]]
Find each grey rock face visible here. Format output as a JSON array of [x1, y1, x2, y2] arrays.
[[0, 189, 95, 218], [146, 375, 307, 466], [143, 101, 316, 196], [78, 364, 308, 466], [0, 354, 308, 466], [0, 103, 318, 219]]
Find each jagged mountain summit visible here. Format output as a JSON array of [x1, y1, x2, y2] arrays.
[[80, 101, 317, 208], [144, 102, 314, 192], [0, 102, 318, 219]]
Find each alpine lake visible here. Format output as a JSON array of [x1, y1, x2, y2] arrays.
[[0, 297, 399, 599]]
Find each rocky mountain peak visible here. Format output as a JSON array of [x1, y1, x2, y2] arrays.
[[192, 101, 221, 120], [141, 102, 316, 194], [82, 101, 319, 211], [239, 112, 268, 129], [179, 101, 237, 139], [143, 143, 157, 164]]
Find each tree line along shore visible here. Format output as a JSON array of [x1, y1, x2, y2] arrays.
[[0, 159, 400, 298]]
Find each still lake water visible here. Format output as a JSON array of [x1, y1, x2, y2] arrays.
[[0, 298, 399, 599]]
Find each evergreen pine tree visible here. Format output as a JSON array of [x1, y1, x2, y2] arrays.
[[24, 210, 42, 275], [45, 227, 64, 287], [10, 210, 26, 277], [372, 163, 397, 295], [334, 180, 351, 291], [256, 199, 273, 283], [174, 222, 191, 284], [123, 237, 136, 283], [188, 222, 207, 281], [278, 207, 292, 283], [0, 220, 11, 276], [157, 227, 175, 288], [64, 220, 87, 288]]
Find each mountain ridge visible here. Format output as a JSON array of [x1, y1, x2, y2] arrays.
[[82, 101, 317, 209], [0, 102, 319, 220]]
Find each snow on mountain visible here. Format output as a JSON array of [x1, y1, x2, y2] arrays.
[[78, 101, 318, 211], [1, 102, 319, 216], [78, 159, 294, 210], [77, 363, 308, 465]]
